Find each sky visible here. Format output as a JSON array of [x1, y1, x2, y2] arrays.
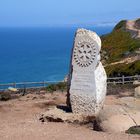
[[0, 0, 140, 27]]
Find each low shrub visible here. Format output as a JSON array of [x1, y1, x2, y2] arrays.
[[101, 20, 140, 63], [113, 20, 127, 31], [46, 82, 67, 93], [126, 126, 140, 135], [105, 60, 140, 77], [0, 92, 11, 101]]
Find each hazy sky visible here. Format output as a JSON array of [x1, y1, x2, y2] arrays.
[[0, 0, 140, 27]]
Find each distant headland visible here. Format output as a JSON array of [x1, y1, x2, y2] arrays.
[[101, 18, 140, 77]]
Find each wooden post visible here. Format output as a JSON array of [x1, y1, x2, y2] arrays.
[[122, 75, 125, 85], [14, 82, 16, 88], [23, 83, 26, 96], [137, 75, 140, 81], [43, 81, 45, 88]]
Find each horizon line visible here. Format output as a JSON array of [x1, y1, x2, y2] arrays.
[[0, 21, 117, 28]]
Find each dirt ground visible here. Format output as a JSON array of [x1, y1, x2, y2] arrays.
[[0, 92, 140, 140]]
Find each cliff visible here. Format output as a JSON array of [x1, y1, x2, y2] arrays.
[[101, 18, 140, 76]]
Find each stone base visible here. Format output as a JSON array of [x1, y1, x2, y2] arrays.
[[39, 106, 96, 124], [40, 96, 140, 133]]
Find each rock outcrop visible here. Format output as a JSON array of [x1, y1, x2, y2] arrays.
[[98, 97, 140, 132]]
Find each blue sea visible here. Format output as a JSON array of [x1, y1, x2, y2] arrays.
[[0, 26, 114, 83]]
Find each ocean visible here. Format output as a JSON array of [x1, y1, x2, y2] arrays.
[[0, 26, 114, 83]]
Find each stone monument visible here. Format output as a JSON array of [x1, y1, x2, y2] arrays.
[[67, 28, 107, 116]]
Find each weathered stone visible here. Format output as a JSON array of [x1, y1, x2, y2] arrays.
[[40, 107, 95, 124], [133, 80, 140, 85], [67, 28, 107, 116], [135, 86, 140, 98], [98, 97, 140, 132]]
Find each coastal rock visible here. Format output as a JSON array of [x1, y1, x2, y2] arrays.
[[98, 97, 140, 132], [135, 86, 140, 98], [67, 28, 107, 116], [40, 107, 95, 124]]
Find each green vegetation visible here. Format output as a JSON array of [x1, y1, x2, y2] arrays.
[[101, 30, 140, 62], [101, 19, 140, 76], [0, 92, 11, 101], [101, 20, 140, 63], [126, 126, 140, 135], [113, 20, 127, 31], [105, 60, 140, 77], [46, 82, 67, 93]]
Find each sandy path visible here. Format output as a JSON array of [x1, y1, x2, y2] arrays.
[[126, 20, 140, 39], [0, 93, 139, 140], [107, 56, 140, 66]]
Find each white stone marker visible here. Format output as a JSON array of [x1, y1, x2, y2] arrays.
[[68, 28, 107, 116]]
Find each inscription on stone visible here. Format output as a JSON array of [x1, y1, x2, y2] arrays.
[[72, 74, 94, 90]]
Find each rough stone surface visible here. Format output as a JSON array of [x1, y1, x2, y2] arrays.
[[133, 80, 140, 85], [135, 86, 140, 98], [67, 28, 107, 116], [98, 97, 140, 132], [40, 107, 95, 124]]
